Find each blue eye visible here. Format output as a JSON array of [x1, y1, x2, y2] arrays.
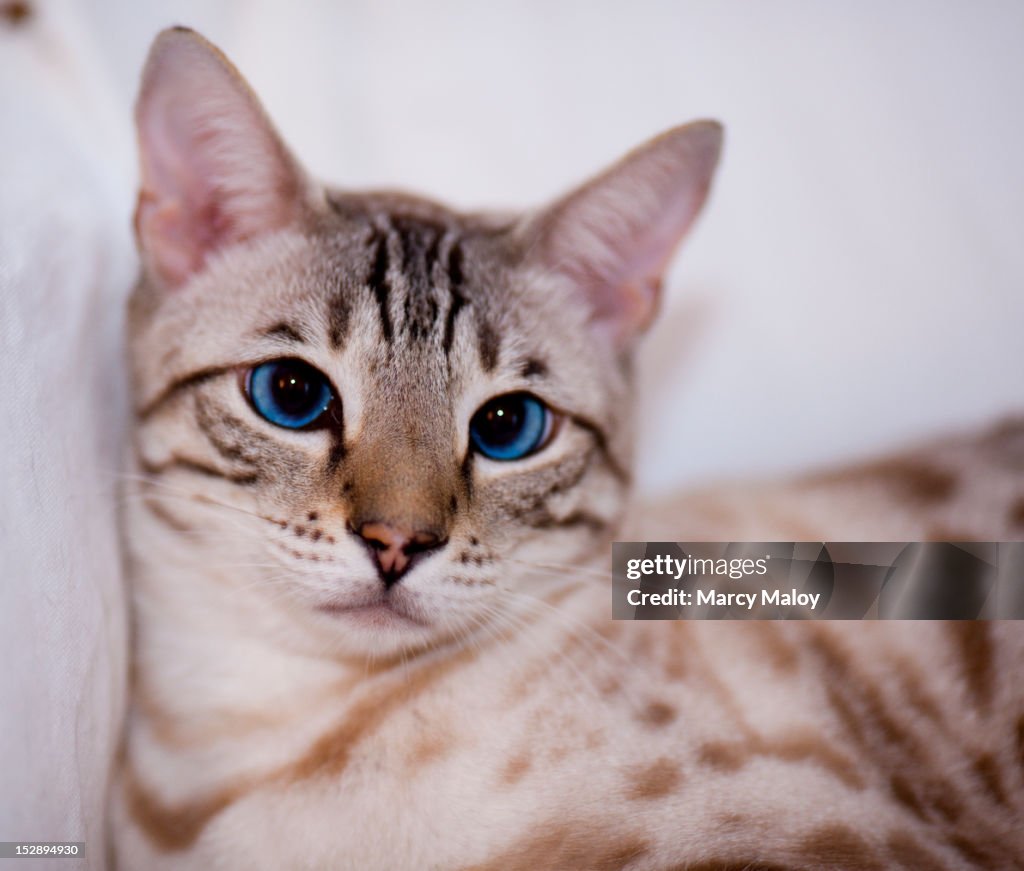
[[470, 393, 551, 461], [246, 359, 335, 430]]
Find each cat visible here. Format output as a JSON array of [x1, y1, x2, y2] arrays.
[[111, 26, 1024, 871]]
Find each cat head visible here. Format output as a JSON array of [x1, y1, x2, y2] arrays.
[[128, 27, 721, 659]]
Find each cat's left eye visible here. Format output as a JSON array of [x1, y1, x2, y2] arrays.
[[245, 359, 336, 430], [470, 393, 553, 461]]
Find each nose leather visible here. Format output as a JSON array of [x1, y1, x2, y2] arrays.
[[356, 521, 444, 587]]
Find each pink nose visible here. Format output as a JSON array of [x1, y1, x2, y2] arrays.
[[356, 522, 443, 587]]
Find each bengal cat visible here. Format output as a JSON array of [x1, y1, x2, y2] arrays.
[[110, 27, 1024, 870]]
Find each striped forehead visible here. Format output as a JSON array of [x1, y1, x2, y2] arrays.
[[322, 204, 502, 372]]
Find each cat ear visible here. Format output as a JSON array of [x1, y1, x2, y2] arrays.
[[134, 27, 315, 288], [526, 121, 722, 348]]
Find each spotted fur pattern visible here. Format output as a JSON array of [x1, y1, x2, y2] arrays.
[[111, 28, 1024, 871]]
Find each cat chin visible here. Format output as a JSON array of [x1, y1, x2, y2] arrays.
[[303, 587, 474, 659], [315, 619, 465, 661], [315, 598, 428, 630]]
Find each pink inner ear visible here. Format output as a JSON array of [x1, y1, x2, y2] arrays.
[[137, 114, 233, 287], [544, 197, 690, 344], [575, 188, 706, 339], [136, 192, 239, 289], [135, 197, 193, 288], [536, 122, 722, 348], [134, 29, 306, 289], [136, 100, 285, 288]]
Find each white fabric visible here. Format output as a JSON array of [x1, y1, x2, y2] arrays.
[[0, 3, 133, 867], [2, 2, 1023, 867]]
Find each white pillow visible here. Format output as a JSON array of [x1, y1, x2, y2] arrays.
[[0, 4, 134, 866]]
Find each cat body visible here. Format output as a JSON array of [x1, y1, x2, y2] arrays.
[[112, 28, 1024, 870]]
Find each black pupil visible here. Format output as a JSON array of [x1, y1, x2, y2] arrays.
[[478, 397, 525, 447], [272, 363, 320, 416]]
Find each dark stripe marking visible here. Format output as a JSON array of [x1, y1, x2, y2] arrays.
[[193, 396, 275, 467], [568, 413, 630, 484], [971, 752, 1008, 805], [142, 496, 193, 533], [950, 622, 994, 711], [797, 825, 883, 870], [326, 436, 346, 475], [393, 215, 447, 340], [443, 289, 468, 355], [139, 454, 259, 486], [698, 733, 864, 790], [460, 452, 475, 504], [810, 630, 924, 762], [447, 240, 464, 288], [369, 229, 393, 342], [202, 429, 250, 464], [1009, 496, 1024, 528], [261, 323, 305, 343], [624, 757, 681, 800], [327, 292, 350, 350], [946, 833, 1001, 867], [521, 358, 547, 378], [137, 366, 233, 421], [527, 510, 607, 533], [1017, 714, 1024, 774], [477, 319, 500, 371], [888, 773, 928, 821]]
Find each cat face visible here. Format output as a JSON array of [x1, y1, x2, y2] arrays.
[[127, 28, 721, 659]]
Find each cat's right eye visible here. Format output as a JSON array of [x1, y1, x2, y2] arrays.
[[245, 359, 337, 430]]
